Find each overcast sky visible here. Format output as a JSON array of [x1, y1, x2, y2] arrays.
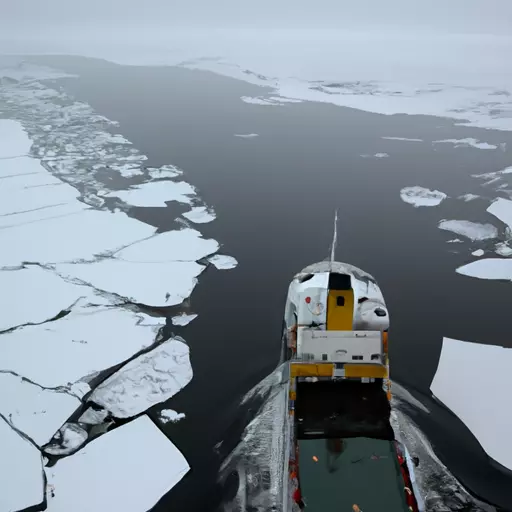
[[2, 0, 512, 35]]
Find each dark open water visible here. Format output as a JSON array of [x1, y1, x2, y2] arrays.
[[31, 56, 512, 511]]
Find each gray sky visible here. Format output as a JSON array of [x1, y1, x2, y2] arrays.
[[3, 0, 512, 35]]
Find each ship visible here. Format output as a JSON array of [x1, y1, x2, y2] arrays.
[[281, 259, 423, 511]]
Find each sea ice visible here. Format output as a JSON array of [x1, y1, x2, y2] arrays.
[[78, 407, 109, 425], [487, 197, 512, 232], [89, 337, 193, 418], [382, 137, 423, 142], [400, 186, 447, 207], [438, 220, 498, 241], [0, 119, 32, 158], [241, 96, 283, 106], [234, 133, 259, 138], [148, 164, 183, 179], [208, 254, 239, 270], [45, 415, 190, 512], [171, 313, 198, 326], [495, 242, 512, 257], [458, 193, 480, 202], [159, 409, 186, 424], [431, 337, 512, 471], [471, 249, 485, 257], [0, 417, 44, 512], [44, 423, 88, 456], [433, 138, 497, 150], [182, 206, 217, 224], [456, 258, 512, 280]]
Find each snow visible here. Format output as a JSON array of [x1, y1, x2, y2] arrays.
[[182, 206, 217, 224], [208, 254, 239, 270], [159, 409, 186, 424], [44, 423, 88, 456], [431, 337, 512, 471], [0, 119, 32, 158], [0, 302, 163, 388], [0, 373, 81, 446], [234, 133, 259, 138], [459, 193, 480, 202], [171, 313, 198, 326], [89, 338, 193, 418], [438, 220, 498, 241], [0, 266, 88, 332], [487, 197, 512, 231], [400, 186, 447, 208], [106, 180, 196, 207], [45, 415, 190, 512], [148, 164, 183, 179], [382, 137, 423, 142], [433, 138, 497, 150], [456, 258, 512, 280], [0, 418, 44, 512], [471, 249, 485, 257]]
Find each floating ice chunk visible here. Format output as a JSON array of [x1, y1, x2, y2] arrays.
[[0, 417, 44, 512], [56, 260, 205, 307], [234, 133, 259, 138], [456, 258, 512, 280], [374, 153, 389, 158], [0, 209, 154, 267], [159, 409, 186, 424], [0, 373, 81, 446], [148, 164, 182, 179], [182, 206, 216, 224], [208, 254, 239, 270], [106, 181, 196, 207], [78, 407, 109, 425], [0, 119, 31, 158], [431, 337, 512, 471], [89, 338, 193, 418], [471, 249, 485, 257], [0, 266, 87, 332], [45, 415, 189, 512], [433, 138, 497, 150], [269, 96, 302, 104], [171, 313, 198, 326], [116, 164, 144, 177], [400, 186, 447, 207], [458, 193, 480, 202], [381, 137, 423, 142], [44, 423, 88, 456], [447, 238, 464, 243], [495, 242, 512, 257], [241, 96, 282, 106], [487, 198, 512, 231], [0, 304, 163, 388], [438, 220, 497, 241]]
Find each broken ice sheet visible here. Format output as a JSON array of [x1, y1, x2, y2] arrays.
[[433, 138, 497, 150], [487, 197, 512, 232], [0, 301, 164, 388], [45, 415, 190, 512], [400, 186, 447, 207], [78, 407, 109, 425], [44, 423, 88, 456], [0, 373, 81, 447], [106, 180, 196, 207], [171, 313, 198, 326], [495, 242, 512, 257], [148, 164, 183, 179], [0, 417, 44, 512], [89, 337, 193, 418], [208, 254, 239, 270], [438, 220, 498, 241], [182, 206, 217, 224], [159, 409, 186, 424]]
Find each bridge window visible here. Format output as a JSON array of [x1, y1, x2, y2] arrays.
[[336, 296, 345, 307]]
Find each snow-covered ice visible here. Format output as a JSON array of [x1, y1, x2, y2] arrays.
[[431, 337, 512, 471], [159, 409, 186, 424], [400, 186, 447, 207], [171, 313, 198, 326], [382, 137, 423, 142], [487, 197, 512, 231], [0, 417, 44, 512], [209, 254, 239, 270], [183, 206, 217, 224], [471, 249, 485, 257], [89, 338, 193, 418], [438, 220, 498, 241], [0, 302, 163, 388], [433, 138, 497, 150], [106, 180, 196, 207], [45, 415, 190, 512], [234, 133, 259, 138], [0, 373, 81, 446], [0, 119, 32, 158], [457, 258, 512, 280], [44, 423, 88, 456]]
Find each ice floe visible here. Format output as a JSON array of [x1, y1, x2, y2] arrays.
[[431, 337, 512, 471], [438, 219, 498, 241], [433, 138, 497, 150], [0, 373, 81, 447], [159, 409, 186, 424], [234, 133, 259, 138], [447, 238, 464, 243], [44, 423, 88, 456], [183, 206, 217, 224], [209, 254, 239, 270], [456, 258, 512, 280], [89, 337, 193, 418], [45, 415, 190, 512], [78, 407, 110, 425], [458, 193, 480, 202], [495, 242, 512, 257], [400, 186, 447, 208], [487, 197, 512, 231], [382, 137, 423, 142], [148, 164, 183, 179], [171, 313, 198, 326], [471, 249, 485, 257], [361, 152, 389, 158], [106, 180, 196, 207], [0, 417, 44, 512]]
